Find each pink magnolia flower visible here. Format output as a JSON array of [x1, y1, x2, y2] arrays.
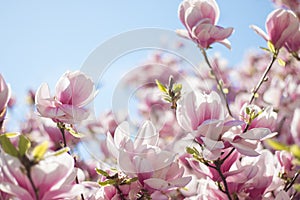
[[185, 177, 227, 200], [223, 127, 277, 156], [285, 28, 300, 52], [251, 8, 299, 50], [272, 0, 300, 18], [240, 103, 278, 131], [0, 152, 83, 200], [176, 90, 226, 132], [275, 150, 295, 178], [177, 0, 234, 49], [107, 121, 191, 196], [0, 74, 10, 123], [42, 118, 79, 150], [35, 71, 96, 124]]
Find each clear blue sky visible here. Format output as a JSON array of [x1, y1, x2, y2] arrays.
[[0, 0, 275, 116]]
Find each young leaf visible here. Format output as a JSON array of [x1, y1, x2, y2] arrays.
[[266, 139, 289, 151], [186, 147, 195, 154], [98, 179, 116, 186], [96, 168, 109, 177], [65, 126, 85, 138], [290, 145, 300, 159], [277, 58, 286, 67], [32, 141, 48, 162], [52, 147, 70, 156], [155, 79, 167, 93], [294, 183, 300, 192], [173, 83, 182, 93], [121, 177, 138, 185], [245, 106, 251, 115], [267, 40, 276, 54], [2, 132, 20, 138], [0, 135, 19, 157], [18, 135, 31, 156]]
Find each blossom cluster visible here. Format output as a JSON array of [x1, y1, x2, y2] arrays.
[[0, 0, 300, 199]]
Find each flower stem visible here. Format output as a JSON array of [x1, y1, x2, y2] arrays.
[[57, 122, 67, 148], [214, 160, 232, 200], [249, 54, 277, 104], [57, 122, 85, 200], [201, 48, 233, 117], [115, 184, 126, 200], [284, 170, 300, 192]]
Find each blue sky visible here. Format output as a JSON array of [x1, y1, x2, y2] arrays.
[[0, 0, 275, 116]]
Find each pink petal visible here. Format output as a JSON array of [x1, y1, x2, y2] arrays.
[[134, 121, 158, 147], [0, 182, 33, 200], [240, 128, 274, 140], [41, 184, 84, 200], [250, 25, 269, 41]]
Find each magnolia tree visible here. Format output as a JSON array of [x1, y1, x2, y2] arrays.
[[1, 0, 300, 199]]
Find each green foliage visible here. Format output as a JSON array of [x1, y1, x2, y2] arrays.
[[64, 126, 85, 138], [52, 147, 70, 156], [32, 141, 48, 162], [155, 79, 168, 93], [290, 145, 300, 160], [0, 134, 19, 157], [96, 168, 110, 177], [98, 179, 116, 186], [294, 183, 300, 192], [18, 135, 31, 156], [155, 76, 182, 109], [267, 40, 276, 54], [266, 139, 289, 151]]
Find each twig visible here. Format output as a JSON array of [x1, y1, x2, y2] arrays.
[[201, 48, 233, 117], [249, 54, 277, 104], [284, 170, 300, 192], [214, 160, 232, 200]]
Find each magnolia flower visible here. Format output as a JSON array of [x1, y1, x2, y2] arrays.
[[223, 128, 277, 157], [176, 90, 226, 132], [233, 150, 281, 199], [240, 104, 278, 131], [251, 8, 299, 50], [285, 28, 300, 53], [0, 74, 10, 123], [35, 71, 96, 124], [177, 0, 234, 49], [107, 121, 191, 196], [0, 152, 83, 200]]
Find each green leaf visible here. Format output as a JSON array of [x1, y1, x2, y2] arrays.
[[266, 139, 289, 151], [121, 177, 138, 185], [32, 141, 48, 162], [18, 135, 31, 156], [2, 132, 20, 138], [186, 147, 195, 154], [95, 168, 109, 177], [52, 147, 70, 156], [173, 83, 182, 93], [277, 58, 286, 67], [245, 106, 251, 115], [155, 79, 167, 93], [163, 97, 172, 103], [294, 183, 300, 192], [65, 126, 85, 138], [0, 135, 19, 157], [267, 40, 276, 54], [260, 46, 270, 52], [290, 145, 300, 159], [98, 179, 116, 186]]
